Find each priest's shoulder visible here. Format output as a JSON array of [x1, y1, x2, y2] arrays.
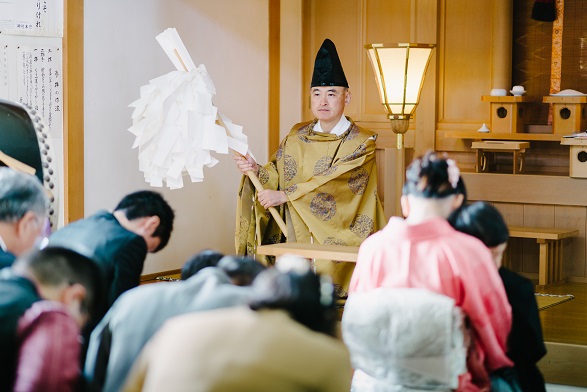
[[352, 121, 378, 139], [290, 120, 313, 133]]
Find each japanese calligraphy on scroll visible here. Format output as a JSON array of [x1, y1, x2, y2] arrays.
[[16, 45, 63, 137], [0, 0, 64, 38]]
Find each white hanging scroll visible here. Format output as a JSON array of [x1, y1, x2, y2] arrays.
[[16, 45, 63, 138], [0, 0, 64, 38]]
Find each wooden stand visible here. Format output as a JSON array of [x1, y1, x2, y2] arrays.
[[256, 243, 359, 262], [507, 226, 579, 287], [543, 96, 587, 134], [560, 137, 587, 178], [471, 140, 530, 174], [482, 95, 532, 133]]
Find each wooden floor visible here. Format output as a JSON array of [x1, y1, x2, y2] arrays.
[[534, 281, 587, 387], [536, 282, 587, 346]]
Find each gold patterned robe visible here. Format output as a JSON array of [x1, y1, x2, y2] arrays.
[[236, 117, 387, 296]]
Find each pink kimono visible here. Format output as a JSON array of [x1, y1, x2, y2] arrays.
[[350, 217, 513, 391]]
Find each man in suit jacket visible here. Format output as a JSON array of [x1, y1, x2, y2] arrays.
[[0, 168, 48, 270], [48, 190, 175, 308]]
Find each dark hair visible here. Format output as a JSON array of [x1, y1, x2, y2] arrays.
[[249, 268, 337, 336], [447, 176, 468, 222], [403, 151, 461, 199], [14, 246, 104, 320], [448, 201, 509, 247], [180, 249, 225, 280], [454, 177, 467, 204], [217, 255, 266, 286], [114, 190, 175, 252]]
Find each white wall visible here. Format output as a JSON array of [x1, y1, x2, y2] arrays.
[[84, 0, 270, 274]]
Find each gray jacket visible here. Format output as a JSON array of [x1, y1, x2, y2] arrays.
[[84, 267, 253, 392]]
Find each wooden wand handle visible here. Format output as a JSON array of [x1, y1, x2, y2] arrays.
[[244, 169, 288, 238], [216, 114, 288, 238]]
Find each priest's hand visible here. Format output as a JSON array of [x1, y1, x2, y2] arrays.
[[257, 190, 287, 208], [233, 153, 259, 175]]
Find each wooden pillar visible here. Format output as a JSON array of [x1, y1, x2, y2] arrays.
[[268, 0, 281, 157], [491, 0, 513, 90], [63, 0, 84, 223], [413, 0, 438, 155]]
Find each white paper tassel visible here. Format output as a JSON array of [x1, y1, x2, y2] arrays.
[[128, 28, 251, 189]]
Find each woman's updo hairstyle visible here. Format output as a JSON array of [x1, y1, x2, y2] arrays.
[[402, 150, 461, 199]]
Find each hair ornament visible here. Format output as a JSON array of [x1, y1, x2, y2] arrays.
[[446, 159, 460, 188]]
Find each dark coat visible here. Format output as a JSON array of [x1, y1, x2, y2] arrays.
[[48, 210, 147, 309], [0, 247, 16, 270], [499, 267, 547, 392], [0, 271, 41, 391]]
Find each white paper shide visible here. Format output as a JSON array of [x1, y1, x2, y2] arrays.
[[128, 28, 249, 189]]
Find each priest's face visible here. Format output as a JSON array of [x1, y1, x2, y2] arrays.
[[310, 86, 350, 128]]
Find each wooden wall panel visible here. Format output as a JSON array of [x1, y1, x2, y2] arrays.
[[494, 202, 525, 272], [302, 0, 362, 120], [439, 0, 494, 123], [361, 0, 412, 122], [462, 173, 587, 207], [413, 0, 439, 154]]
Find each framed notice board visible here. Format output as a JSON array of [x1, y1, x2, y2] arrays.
[[0, 0, 83, 225]]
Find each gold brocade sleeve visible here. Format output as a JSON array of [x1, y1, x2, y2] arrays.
[[235, 152, 283, 260]]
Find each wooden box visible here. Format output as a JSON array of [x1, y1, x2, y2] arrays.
[[482, 96, 532, 133], [561, 137, 587, 178], [543, 96, 587, 135]]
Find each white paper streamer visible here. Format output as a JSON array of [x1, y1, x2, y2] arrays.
[[129, 28, 252, 188]]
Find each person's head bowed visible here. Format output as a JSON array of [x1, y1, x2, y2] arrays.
[[248, 255, 337, 336], [12, 246, 105, 327], [180, 249, 225, 280], [114, 190, 175, 253], [217, 255, 266, 286], [0, 167, 48, 256]]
